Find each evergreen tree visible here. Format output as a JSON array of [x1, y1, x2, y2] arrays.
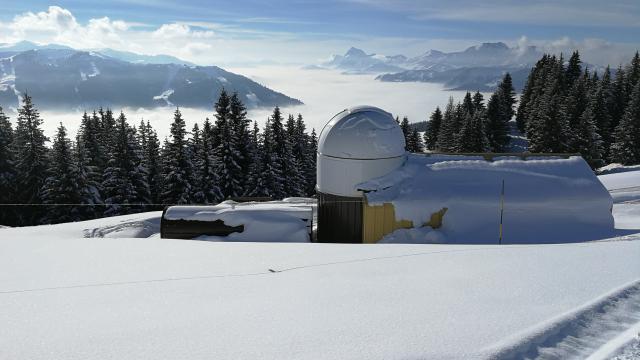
[[160, 108, 192, 205], [143, 121, 162, 204], [424, 107, 442, 151], [561, 71, 589, 151], [76, 111, 104, 200], [565, 51, 582, 89], [575, 86, 606, 169], [400, 116, 411, 149], [212, 90, 243, 198], [456, 111, 489, 152], [407, 128, 424, 153], [498, 73, 517, 120], [192, 118, 223, 203], [102, 112, 150, 216], [0, 107, 16, 225], [485, 92, 510, 152], [229, 92, 252, 191], [436, 97, 457, 151], [627, 51, 640, 93], [262, 113, 285, 199], [472, 91, 485, 113], [611, 81, 640, 165], [610, 65, 628, 142], [527, 77, 570, 153], [40, 124, 96, 223], [304, 128, 318, 195], [245, 120, 269, 197], [13, 94, 49, 224]]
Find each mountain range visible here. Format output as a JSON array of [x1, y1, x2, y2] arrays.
[[320, 42, 546, 91], [0, 41, 301, 111]]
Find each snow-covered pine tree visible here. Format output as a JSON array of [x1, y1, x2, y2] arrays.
[[304, 128, 318, 196], [407, 128, 424, 153], [400, 116, 411, 150], [76, 111, 104, 200], [498, 73, 517, 121], [229, 92, 252, 191], [279, 110, 304, 197], [292, 114, 315, 195], [456, 111, 489, 153], [245, 120, 268, 197], [262, 113, 285, 199], [143, 121, 162, 204], [212, 90, 243, 199], [626, 51, 640, 95], [575, 85, 606, 169], [99, 108, 116, 158], [13, 93, 49, 224], [191, 118, 222, 203], [611, 81, 640, 165], [485, 91, 510, 152], [462, 92, 474, 115], [424, 107, 442, 151], [0, 107, 16, 225], [40, 123, 97, 223], [517, 55, 552, 134], [472, 91, 485, 113], [565, 51, 582, 90], [160, 108, 192, 205], [102, 112, 150, 216], [527, 76, 570, 153], [435, 97, 457, 152], [561, 71, 589, 151]]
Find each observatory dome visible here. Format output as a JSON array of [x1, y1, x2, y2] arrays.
[[318, 106, 406, 159]]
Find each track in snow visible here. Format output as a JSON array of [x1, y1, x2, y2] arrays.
[[492, 281, 640, 360]]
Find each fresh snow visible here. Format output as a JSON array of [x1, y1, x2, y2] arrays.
[[152, 89, 175, 106], [0, 174, 638, 359], [164, 200, 314, 242], [361, 154, 614, 244]]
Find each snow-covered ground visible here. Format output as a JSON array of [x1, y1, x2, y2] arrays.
[[0, 171, 639, 359]]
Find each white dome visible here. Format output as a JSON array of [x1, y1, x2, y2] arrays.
[[318, 106, 406, 159]]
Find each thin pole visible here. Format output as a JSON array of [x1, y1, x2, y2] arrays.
[[499, 179, 505, 245]]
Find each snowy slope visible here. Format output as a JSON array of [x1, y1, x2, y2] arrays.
[[1, 177, 639, 359], [1, 212, 640, 359]]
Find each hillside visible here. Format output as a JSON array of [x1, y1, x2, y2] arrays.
[[0, 42, 302, 110]]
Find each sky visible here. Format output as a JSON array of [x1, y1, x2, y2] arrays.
[[0, 1, 639, 66]]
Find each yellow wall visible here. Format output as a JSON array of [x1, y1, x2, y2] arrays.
[[362, 200, 448, 243]]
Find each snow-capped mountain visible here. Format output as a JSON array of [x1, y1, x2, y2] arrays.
[[318, 42, 544, 91], [0, 42, 301, 110], [322, 47, 407, 74]]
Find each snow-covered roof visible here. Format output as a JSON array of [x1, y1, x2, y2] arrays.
[[359, 154, 615, 244], [318, 105, 406, 159]]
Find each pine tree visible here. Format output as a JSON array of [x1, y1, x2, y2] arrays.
[[192, 118, 223, 203], [407, 128, 424, 153], [229, 92, 252, 191], [102, 112, 150, 216], [76, 111, 104, 201], [575, 86, 606, 169], [0, 107, 16, 225], [610, 66, 628, 143], [611, 81, 640, 165], [436, 97, 457, 152], [40, 124, 96, 223], [565, 51, 582, 89], [160, 108, 192, 204], [143, 121, 162, 204], [424, 107, 442, 151], [400, 116, 411, 149], [13, 94, 49, 224], [462, 92, 474, 115], [485, 92, 510, 152], [498, 73, 517, 120], [456, 111, 489, 152], [472, 91, 485, 113], [212, 90, 243, 198], [304, 128, 318, 195], [245, 120, 268, 197], [562, 72, 589, 151], [527, 76, 570, 153], [262, 114, 285, 199]]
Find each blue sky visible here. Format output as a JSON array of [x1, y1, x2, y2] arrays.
[[1, 1, 638, 65]]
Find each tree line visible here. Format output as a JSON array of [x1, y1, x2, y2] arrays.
[[411, 51, 640, 170], [0, 89, 317, 226]]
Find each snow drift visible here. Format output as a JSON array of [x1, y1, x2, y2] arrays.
[[359, 154, 614, 244]]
